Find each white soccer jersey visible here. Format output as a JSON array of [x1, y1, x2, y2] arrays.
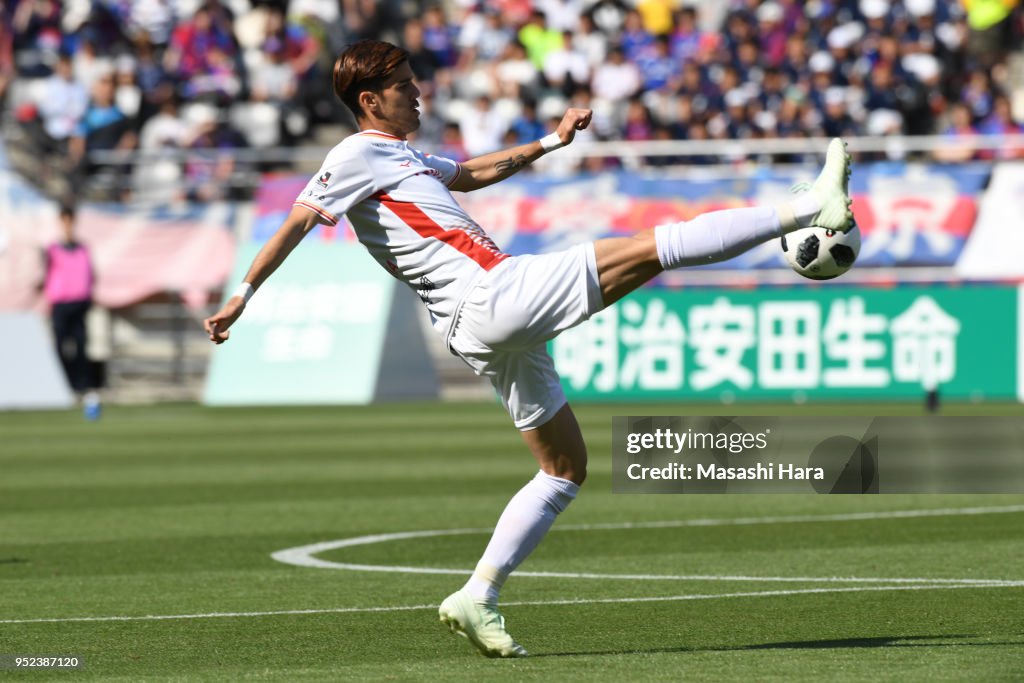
[[294, 130, 508, 336]]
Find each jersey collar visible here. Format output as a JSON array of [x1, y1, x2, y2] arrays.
[[356, 129, 406, 141]]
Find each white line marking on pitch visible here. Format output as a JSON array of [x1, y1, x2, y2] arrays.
[[7, 505, 1020, 627], [270, 504, 1024, 586], [2, 583, 1021, 626]]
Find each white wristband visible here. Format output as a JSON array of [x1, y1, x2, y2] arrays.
[[540, 132, 565, 153], [231, 282, 254, 304]]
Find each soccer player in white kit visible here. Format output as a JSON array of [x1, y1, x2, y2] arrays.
[[205, 40, 854, 658]]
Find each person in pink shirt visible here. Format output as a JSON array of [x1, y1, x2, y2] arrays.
[[42, 205, 94, 394]]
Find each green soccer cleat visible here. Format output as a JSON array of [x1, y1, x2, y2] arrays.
[[438, 589, 528, 658], [800, 137, 854, 233]]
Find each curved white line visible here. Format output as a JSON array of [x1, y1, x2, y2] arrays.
[[270, 504, 1024, 586]]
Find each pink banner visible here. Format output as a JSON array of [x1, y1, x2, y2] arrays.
[[0, 205, 235, 312]]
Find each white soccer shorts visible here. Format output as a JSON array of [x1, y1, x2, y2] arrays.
[[447, 243, 603, 430]]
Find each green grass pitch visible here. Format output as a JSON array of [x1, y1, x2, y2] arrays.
[[1, 402, 1022, 681]]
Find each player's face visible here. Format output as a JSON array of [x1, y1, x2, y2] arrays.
[[374, 61, 421, 137]]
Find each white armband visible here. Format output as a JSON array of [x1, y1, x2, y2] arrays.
[[540, 132, 565, 153], [231, 282, 255, 304]]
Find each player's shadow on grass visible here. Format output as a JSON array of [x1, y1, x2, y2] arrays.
[[533, 634, 1009, 658]]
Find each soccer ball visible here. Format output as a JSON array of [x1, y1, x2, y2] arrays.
[[781, 223, 861, 280]]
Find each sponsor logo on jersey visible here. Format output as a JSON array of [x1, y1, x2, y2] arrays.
[[316, 171, 332, 187]]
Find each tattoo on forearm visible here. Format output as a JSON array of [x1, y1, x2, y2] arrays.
[[494, 154, 528, 174]]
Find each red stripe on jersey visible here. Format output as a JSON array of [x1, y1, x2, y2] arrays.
[[448, 163, 463, 188], [356, 131, 404, 141], [294, 200, 338, 225], [376, 193, 507, 271]]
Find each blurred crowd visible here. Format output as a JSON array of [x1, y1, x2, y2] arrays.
[[1, 0, 1023, 203]]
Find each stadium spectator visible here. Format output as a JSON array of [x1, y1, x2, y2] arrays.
[[684, 119, 720, 165], [758, 66, 788, 113], [127, 0, 178, 47], [669, 5, 706, 63], [622, 97, 655, 141], [619, 8, 655, 62], [114, 56, 142, 122], [139, 94, 188, 152], [494, 41, 540, 99], [259, 6, 321, 85], [635, 34, 679, 92], [71, 31, 114, 93], [781, 30, 812, 83], [676, 60, 716, 117], [0, 1, 13, 101], [459, 94, 508, 156], [421, 4, 458, 68], [11, 0, 62, 77], [755, 2, 788, 67], [42, 204, 94, 395], [456, 8, 500, 68], [934, 101, 981, 161], [509, 99, 547, 144], [822, 87, 862, 139], [863, 61, 907, 127], [961, 69, 996, 119], [718, 88, 757, 140], [249, 37, 299, 105], [572, 13, 608, 67], [721, 7, 757, 66], [132, 33, 173, 121], [35, 51, 88, 153], [403, 18, 443, 83], [536, 0, 583, 32], [163, 2, 238, 102], [518, 10, 564, 68], [636, 0, 675, 35], [977, 92, 1024, 158], [3, 0, 1023, 194], [181, 104, 248, 202], [339, 0, 387, 43], [541, 30, 591, 96], [436, 121, 469, 161], [68, 71, 138, 199], [590, 46, 641, 103], [962, 0, 1021, 67]]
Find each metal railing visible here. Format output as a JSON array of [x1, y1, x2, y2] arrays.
[[86, 132, 1024, 184]]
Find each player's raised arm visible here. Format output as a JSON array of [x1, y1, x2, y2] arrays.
[[203, 205, 321, 344], [449, 108, 592, 192]]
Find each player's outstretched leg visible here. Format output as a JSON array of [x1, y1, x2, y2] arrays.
[[594, 138, 855, 309], [782, 137, 854, 233], [438, 589, 529, 658], [641, 138, 854, 275]]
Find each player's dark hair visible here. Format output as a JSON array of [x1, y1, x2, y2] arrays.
[[333, 40, 410, 118]]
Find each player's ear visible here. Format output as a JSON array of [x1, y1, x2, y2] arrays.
[[359, 90, 378, 114]]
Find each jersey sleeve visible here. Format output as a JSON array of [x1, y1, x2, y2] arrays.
[[417, 150, 463, 188], [293, 145, 376, 225]]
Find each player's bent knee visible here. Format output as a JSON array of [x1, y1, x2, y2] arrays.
[[544, 452, 587, 486], [571, 461, 587, 487]]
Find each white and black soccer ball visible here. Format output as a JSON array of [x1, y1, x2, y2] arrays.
[[781, 224, 861, 280]]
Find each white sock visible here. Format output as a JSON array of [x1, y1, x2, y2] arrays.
[[462, 470, 579, 605], [779, 190, 825, 231], [654, 206, 783, 270]]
